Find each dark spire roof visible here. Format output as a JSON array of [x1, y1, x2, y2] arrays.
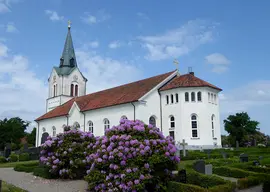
[[59, 24, 77, 68]]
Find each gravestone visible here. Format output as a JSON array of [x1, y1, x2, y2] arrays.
[[193, 160, 205, 174], [178, 169, 187, 183], [236, 141, 239, 150], [180, 139, 188, 157], [4, 143, 11, 158], [205, 164, 213, 175], [23, 143, 28, 151], [240, 153, 249, 162], [41, 132, 49, 144], [204, 149, 212, 159], [253, 160, 260, 166], [221, 151, 228, 159]]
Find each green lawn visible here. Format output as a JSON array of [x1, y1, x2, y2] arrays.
[[1, 181, 27, 192], [0, 160, 38, 168]]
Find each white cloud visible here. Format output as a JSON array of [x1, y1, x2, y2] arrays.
[[138, 19, 217, 61], [89, 41, 99, 48], [0, 2, 10, 13], [81, 10, 111, 25], [0, 42, 47, 131], [108, 41, 122, 49], [45, 10, 64, 21], [205, 53, 230, 73], [76, 47, 143, 93], [6, 22, 18, 33]]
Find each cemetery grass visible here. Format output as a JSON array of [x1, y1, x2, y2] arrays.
[[0, 160, 38, 168], [2, 181, 27, 192]]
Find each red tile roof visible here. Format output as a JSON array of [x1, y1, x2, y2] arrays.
[[36, 70, 175, 121], [160, 73, 222, 91]]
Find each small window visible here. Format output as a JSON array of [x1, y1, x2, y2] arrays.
[[75, 85, 78, 96], [191, 115, 198, 138], [211, 115, 215, 138], [197, 92, 202, 102], [191, 92, 195, 102], [166, 95, 169, 104], [211, 93, 214, 103], [149, 116, 156, 127], [104, 118, 110, 133], [208, 93, 210, 103], [70, 84, 74, 96], [169, 131, 175, 140], [88, 121, 93, 133], [185, 92, 189, 102], [73, 122, 80, 130], [175, 94, 179, 103], [52, 126, 56, 137], [214, 94, 217, 104], [121, 115, 127, 120], [170, 116, 175, 128], [171, 94, 174, 103]]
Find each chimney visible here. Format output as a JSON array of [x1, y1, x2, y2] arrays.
[[189, 71, 194, 76]]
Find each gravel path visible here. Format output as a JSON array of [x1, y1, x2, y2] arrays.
[[0, 168, 88, 192]]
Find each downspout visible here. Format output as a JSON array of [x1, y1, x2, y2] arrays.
[[158, 91, 163, 132], [66, 115, 69, 126], [131, 102, 136, 121], [36, 121, 39, 147], [83, 111, 86, 132]]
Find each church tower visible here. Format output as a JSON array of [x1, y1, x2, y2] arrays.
[[46, 22, 87, 112]]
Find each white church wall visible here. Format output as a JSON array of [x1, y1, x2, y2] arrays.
[[68, 103, 84, 131], [48, 69, 62, 98], [63, 68, 86, 97], [84, 103, 134, 136]]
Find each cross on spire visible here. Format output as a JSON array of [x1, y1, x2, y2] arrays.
[[173, 59, 179, 71]]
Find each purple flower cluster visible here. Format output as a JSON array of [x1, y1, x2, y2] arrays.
[[85, 118, 180, 191]]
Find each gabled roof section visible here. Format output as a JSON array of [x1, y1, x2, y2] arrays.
[[160, 73, 222, 91], [36, 70, 175, 121]]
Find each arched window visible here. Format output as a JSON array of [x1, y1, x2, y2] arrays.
[[104, 118, 110, 133], [121, 115, 127, 120], [211, 115, 215, 138], [166, 95, 169, 104], [185, 92, 189, 102], [88, 121, 93, 133], [75, 85, 78, 96], [70, 84, 74, 96], [214, 94, 217, 104], [175, 93, 179, 103], [170, 116, 175, 129], [211, 93, 213, 103], [73, 122, 80, 130], [191, 92, 195, 102], [208, 92, 210, 102], [42, 127, 46, 133], [53, 84, 57, 97], [169, 131, 175, 140], [191, 114, 198, 138], [149, 116, 156, 127], [52, 126, 56, 137], [55, 84, 57, 96], [197, 92, 202, 102], [171, 94, 174, 103]]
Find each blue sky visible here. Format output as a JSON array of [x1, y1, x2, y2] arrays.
[[0, 0, 270, 135]]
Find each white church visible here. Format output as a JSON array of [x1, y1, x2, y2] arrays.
[[35, 24, 223, 149]]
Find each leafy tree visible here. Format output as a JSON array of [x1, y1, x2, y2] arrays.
[[26, 127, 36, 146], [0, 117, 30, 150], [224, 112, 259, 147]]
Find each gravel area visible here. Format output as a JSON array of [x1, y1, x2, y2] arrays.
[[0, 168, 88, 192]]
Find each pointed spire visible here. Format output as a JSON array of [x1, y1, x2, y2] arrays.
[[59, 20, 77, 68]]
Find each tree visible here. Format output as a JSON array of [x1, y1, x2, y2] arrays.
[[224, 112, 259, 147], [0, 117, 30, 150], [26, 127, 36, 146]]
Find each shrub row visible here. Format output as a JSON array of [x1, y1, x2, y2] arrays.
[[213, 166, 251, 178], [0, 153, 30, 164], [14, 162, 39, 173], [237, 176, 261, 190], [33, 166, 56, 179], [229, 163, 270, 174], [0, 156, 6, 163]]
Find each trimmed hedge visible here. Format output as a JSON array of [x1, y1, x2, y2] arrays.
[[0, 156, 6, 163], [14, 162, 39, 173], [168, 181, 207, 192], [213, 166, 250, 178], [237, 176, 261, 189], [19, 153, 30, 161], [230, 163, 270, 174], [33, 166, 57, 179], [9, 153, 18, 162], [209, 183, 237, 192]]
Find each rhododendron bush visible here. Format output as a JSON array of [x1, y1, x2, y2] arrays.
[[39, 130, 96, 179], [84, 119, 180, 192]]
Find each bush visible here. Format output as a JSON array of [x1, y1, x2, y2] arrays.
[[237, 176, 261, 189], [9, 153, 18, 162], [230, 163, 270, 174], [84, 119, 180, 192], [39, 130, 96, 179], [263, 180, 270, 192], [209, 183, 237, 192], [0, 156, 6, 163], [181, 150, 207, 160], [14, 161, 39, 173], [19, 153, 30, 161], [33, 166, 55, 179], [167, 181, 207, 192], [213, 166, 250, 178]]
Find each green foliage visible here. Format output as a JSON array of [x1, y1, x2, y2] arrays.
[[26, 128, 36, 146], [230, 163, 270, 174], [263, 180, 270, 192], [0, 156, 7, 163], [19, 153, 30, 161], [33, 165, 55, 179], [167, 182, 207, 192], [237, 176, 261, 189], [224, 112, 259, 146], [14, 163, 38, 173], [0, 117, 30, 150], [2, 181, 27, 192], [213, 166, 250, 178], [9, 153, 18, 162], [209, 183, 237, 192], [181, 150, 207, 160]]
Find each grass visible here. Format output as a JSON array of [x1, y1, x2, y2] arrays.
[[0, 160, 38, 168], [1, 181, 27, 192]]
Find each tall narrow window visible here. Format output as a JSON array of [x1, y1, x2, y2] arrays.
[[52, 126, 56, 137], [208, 93, 210, 103], [70, 84, 74, 96], [166, 95, 169, 104], [169, 131, 175, 140], [191, 115, 198, 138], [211, 93, 214, 103], [185, 92, 189, 102], [170, 116, 175, 128], [149, 116, 156, 127], [88, 121, 93, 133], [211, 115, 215, 138], [191, 92, 195, 102], [214, 94, 217, 104], [104, 118, 110, 133], [55, 84, 57, 96], [53, 85, 56, 97], [175, 94, 179, 103], [197, 92, 202, 102], [171, 94, 174, 103], [75, 85, 78, 96]]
